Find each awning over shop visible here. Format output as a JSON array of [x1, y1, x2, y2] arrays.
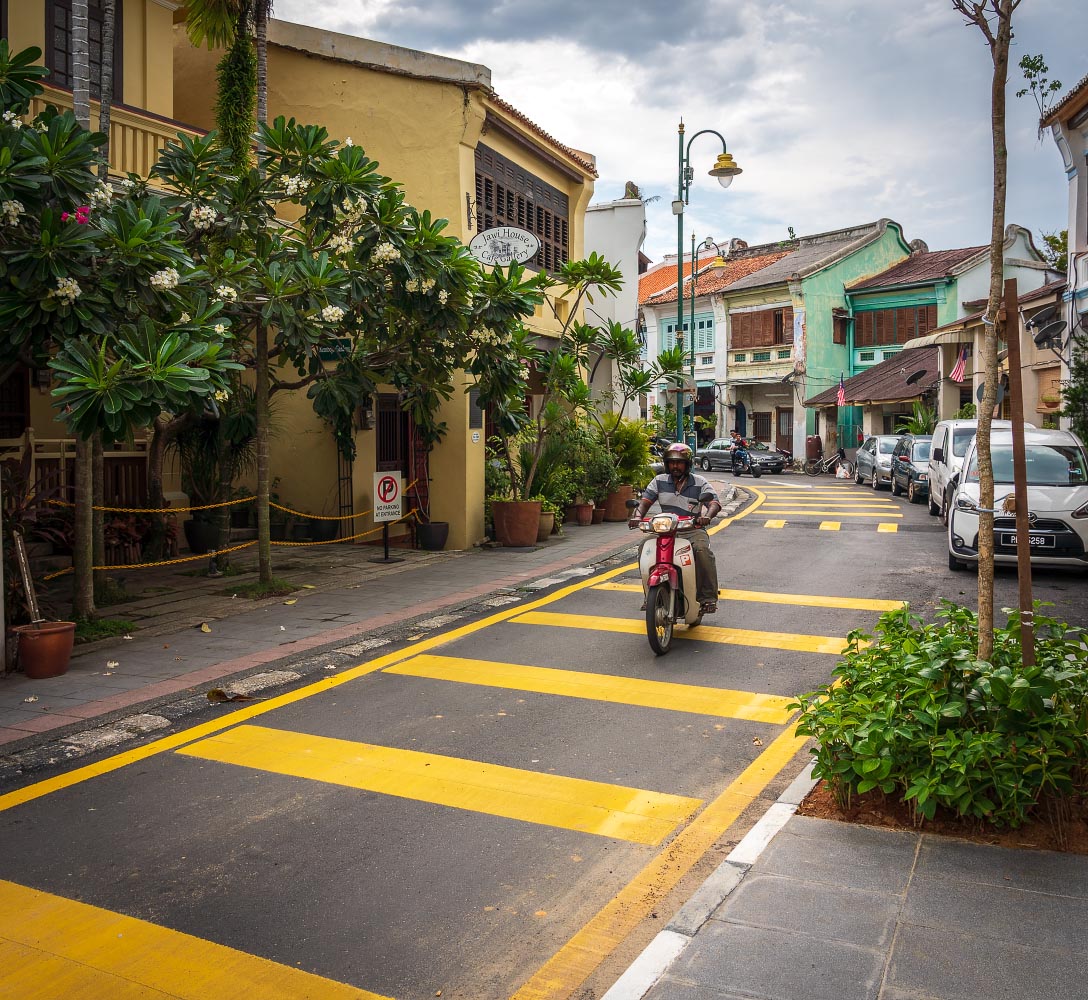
[[804, 346, 940, 407], [901, 328, 972, 349]]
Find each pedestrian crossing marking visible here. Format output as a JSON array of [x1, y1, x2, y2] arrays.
[[593, 583, 904, 612], [510, 611, 854, 655], [385, 654, 797, 724], [819, 522, 841, 531], [177, 725, 702, 846], [752, 509, 902, 518], [0, 879, 390, 1000], [878, 523, 899, 533], [764, 519, 786, 528], [759, 501, 896, 507]]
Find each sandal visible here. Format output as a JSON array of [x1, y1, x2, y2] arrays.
[[699, 602, 718, 615]]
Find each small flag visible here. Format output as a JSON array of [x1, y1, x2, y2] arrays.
[[836, 372, 846, 407], [950, 345, 969, 383]]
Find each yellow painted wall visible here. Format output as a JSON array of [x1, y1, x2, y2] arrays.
[[172, 26, 595, 549]]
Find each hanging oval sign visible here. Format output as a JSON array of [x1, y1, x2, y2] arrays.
[[469, 227, 540, 266]]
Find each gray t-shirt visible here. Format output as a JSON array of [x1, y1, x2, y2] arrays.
[[643, 472, 718, 515]]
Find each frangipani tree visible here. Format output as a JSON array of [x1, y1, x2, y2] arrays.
[[148, 117, 541, 583], [0, 44, 241, 615]]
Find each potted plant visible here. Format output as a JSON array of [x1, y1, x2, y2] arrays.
[[599, 415, 653, 520], [2, 457, 76, 677]]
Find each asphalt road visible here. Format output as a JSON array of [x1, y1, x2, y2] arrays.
[[0, 472, 1084, 1000]]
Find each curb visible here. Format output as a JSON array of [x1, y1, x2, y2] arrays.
[[601, 760, 818, 1000]]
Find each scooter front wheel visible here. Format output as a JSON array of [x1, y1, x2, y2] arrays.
[[646, 582, 674, 655]]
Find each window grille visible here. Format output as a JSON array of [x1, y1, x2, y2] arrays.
[[859, 350, 876, 362], [777, 349, 791, 359], [752, 350, 772, 362], [733, 353, 746, 362], [46, 0, 124, 99], [474, 144, 569, 272]]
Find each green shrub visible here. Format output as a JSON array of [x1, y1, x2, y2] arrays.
[[794, 602, 1088, 828]]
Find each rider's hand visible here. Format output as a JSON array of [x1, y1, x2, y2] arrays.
[[695, 515, 711, 527], [628, 516, 641, 529]]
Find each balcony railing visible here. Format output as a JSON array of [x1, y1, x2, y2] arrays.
[[30, 87, 203, 179]]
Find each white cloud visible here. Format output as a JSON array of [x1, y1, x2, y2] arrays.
[[274, 0, 1085, 262]]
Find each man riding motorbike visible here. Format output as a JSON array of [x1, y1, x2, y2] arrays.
[[628, 442, 722, 615]]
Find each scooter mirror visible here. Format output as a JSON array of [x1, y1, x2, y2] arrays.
[[625, 499, 640, 510]]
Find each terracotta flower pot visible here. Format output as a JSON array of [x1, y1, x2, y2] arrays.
[[491, 500, 542, 547], [574, 502, 593, 526], [536, 511, 555, 543], [13, 621, 76, 679], [604, 485, 635, 521], [591, 505, 606, 524]]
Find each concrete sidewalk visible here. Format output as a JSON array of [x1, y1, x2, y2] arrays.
[[0, 517, 646, 750], [606, 763, 1088, 1000]]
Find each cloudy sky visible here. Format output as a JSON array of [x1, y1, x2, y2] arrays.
[[273, 0, 1086, 265]]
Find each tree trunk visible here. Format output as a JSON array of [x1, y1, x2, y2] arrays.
[[92, 435, 105, 596], [72, 438, 95, 618], [953, 0, 1018, 662], [97, 0, 116, 178], [255, 0, 270, 141], [215, 415, 232, 571], [71, 1, 91, 129], [256, 321, 272, 583]]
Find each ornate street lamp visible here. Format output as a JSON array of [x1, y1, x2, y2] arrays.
[[672, 121, 741, 444]]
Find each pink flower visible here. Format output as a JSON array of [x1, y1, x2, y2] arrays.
[[61, 211, 70, 222]]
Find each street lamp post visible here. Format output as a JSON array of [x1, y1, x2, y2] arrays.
[[673, 120, 741, 445]]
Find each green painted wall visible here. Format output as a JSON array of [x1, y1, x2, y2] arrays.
[[799, 222, 912, 437]]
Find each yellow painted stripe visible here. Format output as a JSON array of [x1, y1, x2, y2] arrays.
[[511, 611, 852, 655], [764, 519, 786, 528], [0, 879, 388, 1000], [760, 501, 896, 507], [0, 494, 776, 818], [878, 523, 899, 533], [593, 583, 904, 612], [753, 509, 902, 518], [177, 725, 701, 846], [819, 521, 841, 531], [512, 720, 809, 1000], [385, 654, 796, 724]]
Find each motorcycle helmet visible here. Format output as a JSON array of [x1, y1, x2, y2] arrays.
[[663, 442, 693, 473]]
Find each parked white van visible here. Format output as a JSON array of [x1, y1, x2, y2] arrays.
[[929, 419, 1034, 522]]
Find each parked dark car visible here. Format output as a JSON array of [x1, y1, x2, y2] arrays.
[[890, 434, 933, 503], [695, 438, 786, 474]]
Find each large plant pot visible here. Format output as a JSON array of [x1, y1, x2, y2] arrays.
[[573, 502, 594, 526], [491, 500, 542, 547], [310, 519, 339, 542], [417, 521, 449, 551], [591, 505, 606, 524], [13, 621, 76, 679], [604, 484, 635, 521], [536, 511, 555, 543], [183, 518, 219, 554]]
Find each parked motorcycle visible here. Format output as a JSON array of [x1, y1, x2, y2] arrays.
[[627, 499, 710, 655]]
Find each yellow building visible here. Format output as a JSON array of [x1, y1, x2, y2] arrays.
[[172, 19, 598, 549], [2, 0, 202, 506]]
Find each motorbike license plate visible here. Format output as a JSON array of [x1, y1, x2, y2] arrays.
[[1000, 532, 1054, 548]]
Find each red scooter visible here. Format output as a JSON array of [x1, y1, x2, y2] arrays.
[[627, 499, 708, 655]]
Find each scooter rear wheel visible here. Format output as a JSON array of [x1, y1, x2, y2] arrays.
[[646, 583, 674, 655]]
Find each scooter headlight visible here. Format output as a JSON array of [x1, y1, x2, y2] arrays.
[[650, 514, 678, 534]]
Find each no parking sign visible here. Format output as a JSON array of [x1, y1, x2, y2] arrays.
[[373, 472, 403, 522]]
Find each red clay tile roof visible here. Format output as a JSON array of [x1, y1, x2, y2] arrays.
[[1041, 71, 1088, 128], [805, 346, 940, 407], [638, 255, 704, 303], [487, 94, 598, 177], [644, 250, 791, 306], [847, 247, 987, 291]]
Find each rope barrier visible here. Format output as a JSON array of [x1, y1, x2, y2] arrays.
[[40, 508, 421, 580], [44, 480, 418, 519]]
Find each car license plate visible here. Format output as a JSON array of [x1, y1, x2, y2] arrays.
[[1000, 532, 1054, 548]]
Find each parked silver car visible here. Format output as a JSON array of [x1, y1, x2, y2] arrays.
[[947, 428, 1088, 571], [853, 435, 901, 489]]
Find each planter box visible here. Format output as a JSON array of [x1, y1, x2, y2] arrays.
[[492, 500, 542, 547]]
